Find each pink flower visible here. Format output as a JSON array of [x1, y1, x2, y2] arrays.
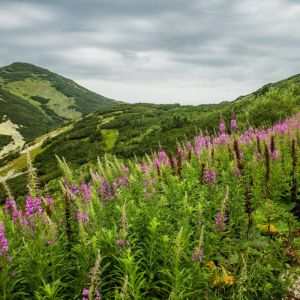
[[204, 169, 216, 184], [80, 184, 92, 200], [219, 121, 226, 134], [231, 119, 237, 132], [271, 150, 280, 160], [123, 167, 129, 174], [0, 222, 9, 256], [76, 212, 89, 223]]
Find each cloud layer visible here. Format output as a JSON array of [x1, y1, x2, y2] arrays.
[[1, 0, 300, 104]]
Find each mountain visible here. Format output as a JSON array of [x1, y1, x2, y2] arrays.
[[0, 62, 118, 156], [1, 72, 300, 199], [1, 108, 300, 299]]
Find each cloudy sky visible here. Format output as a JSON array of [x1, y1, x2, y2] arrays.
[[0, 0, 300, 104]]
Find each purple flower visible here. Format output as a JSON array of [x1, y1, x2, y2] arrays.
[[231, 119, 238, 132], [123, 167, 129, 174], [45, 196, 53, 206], [197, 249, 203, 261], [117, 239, 129, 251], [219, 121, 226, 134], [159, 151, 167, 160], [153, 158, 161, 168], [274, 123, 288, 134], [68, 184, 79, 197], [204, 169, 216, 184], [80, 184, 92, 201], [185, 141, 193, 150], [271, 150, 280, 160], [0, 222, 9, 256], [192, 249, 203, 262], [5, 198, 20, 223], [140, 163, 149, 173], [82, 289, 90, 296], [100, 179, 115, 200], [25, 196, 44, 221], [76, 212, 89, 223], [95, 290, 101, 300], [178, 147, 184, 156], [216, 133, 228, 145], [215, 212, 227, 231]]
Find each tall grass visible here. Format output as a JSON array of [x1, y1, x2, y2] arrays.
[[1, 113, 300, 299]]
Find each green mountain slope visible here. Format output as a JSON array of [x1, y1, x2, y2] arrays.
[[1, 72, 300, 199], [0, 62, 118, 145]]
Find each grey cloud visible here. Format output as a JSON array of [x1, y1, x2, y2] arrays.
[[0, 0, 300, 104]]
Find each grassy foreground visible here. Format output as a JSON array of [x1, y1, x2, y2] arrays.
[[1, 114, 300, 299]]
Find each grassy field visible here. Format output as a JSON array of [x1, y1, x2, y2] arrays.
[[0, 113, 299, 299]]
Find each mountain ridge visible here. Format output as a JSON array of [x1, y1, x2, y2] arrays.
[[0, 62, 119, 156]]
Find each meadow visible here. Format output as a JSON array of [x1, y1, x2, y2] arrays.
[[0, 114, 300, 299]]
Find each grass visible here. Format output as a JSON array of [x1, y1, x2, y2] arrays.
[[101, 129, 118, 150], [4, 79, 81, 120], [0, 113, 299, 299]]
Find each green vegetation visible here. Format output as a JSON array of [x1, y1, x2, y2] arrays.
[[0, 112, 300, 299], [2, 75, 300, 199], [0, 135, 12, 151], [0, 62, 118, 141]]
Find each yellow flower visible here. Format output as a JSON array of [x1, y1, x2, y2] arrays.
[[206, 261, 216, 269], [223, 274, 234, 286], [256, 224, 277, 233], [211, 265, 235, 288]]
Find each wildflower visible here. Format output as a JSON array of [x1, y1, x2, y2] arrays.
[[119, 176, 129, 187], [25, 196, 44, 221], [140, 163, 149, 173], [95, 290, 101, 300], [152, 158, 161, 168], [274, 122, 288, 134], [204, 169, 216, 184], [5, 198, 20, 223], [45, 196, 53, 205], [76, 212, 89, 223], [91, 171, 100, 182], [206, 261, 216, 269], [100, 179, 114, 200], [0, 222, 9, 255], [219, 121, 226, 134], [211, 265, 234, 288], [117, 239, 129, 251], [159, 150, 167, 160], [215, 212, 227, 231], [122, 167, 129, 174], [271, 150, 280, 160], [256, 224, 277, 233], [153, 158, 161, 176], [233, 167, 241, 177], [185, 141, 193, 150], [178, 147, 184, 156], [80, 183, 92, 200], [231, 119, 237, 132], [82, 289, 90, 299], [192, 225, 205, 263], [216, 133, 228, 145], [68, 184, 79, 197]]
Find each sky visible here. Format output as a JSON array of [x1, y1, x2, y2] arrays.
[[0, 0, 300, 105]]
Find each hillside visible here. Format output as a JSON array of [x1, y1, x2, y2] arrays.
[[0, 62, 118, 156], [1, 73, 300, 198], [0, 112, 299, 299]]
